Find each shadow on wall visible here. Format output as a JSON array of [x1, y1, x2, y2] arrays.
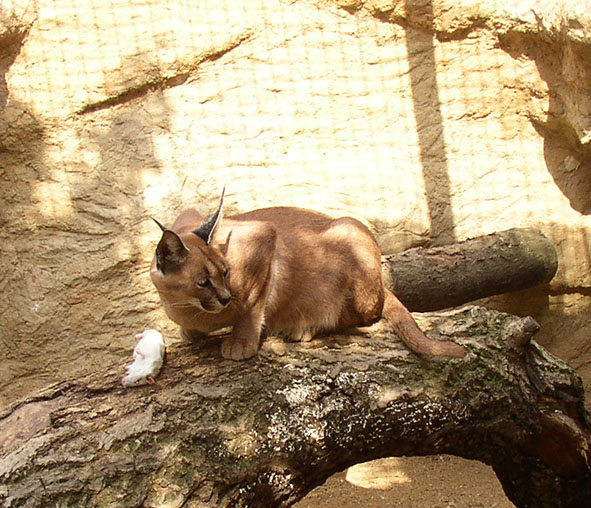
[[541, 127, 591, 215], [403, 0, 456, 245], [367, 0, 456, 245], [0, 13, 47, 377], [0, 16, 28, 110], [0, 106, 52, 401], [0, 48, 176, 404], [499, 31, 591, 215]]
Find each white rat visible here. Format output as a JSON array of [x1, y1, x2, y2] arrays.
[[121, 329, 166, 387]]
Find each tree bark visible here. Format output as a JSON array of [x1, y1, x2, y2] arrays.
[[382, 227, 558, 311], [1, 307, 589, 508]]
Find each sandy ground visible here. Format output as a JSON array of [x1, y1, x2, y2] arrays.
[[294, 455, 516, 508]]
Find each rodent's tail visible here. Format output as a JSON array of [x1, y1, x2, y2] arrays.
[[383, 289, 466, 358]]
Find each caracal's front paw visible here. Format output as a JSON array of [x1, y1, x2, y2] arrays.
[[293, 329, 315, 342], [221, 336, 259, 361]]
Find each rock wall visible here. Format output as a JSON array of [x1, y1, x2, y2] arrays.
[[1, 0, 590, 407]]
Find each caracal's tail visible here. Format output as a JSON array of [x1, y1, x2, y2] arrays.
[[383, 289, 466, 358]]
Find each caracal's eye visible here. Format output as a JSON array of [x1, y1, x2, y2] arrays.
[[197, 278, 209, 288], [223, 267, 230, 279]]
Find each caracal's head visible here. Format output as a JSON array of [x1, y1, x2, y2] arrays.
[[150, 190, 231, 314]]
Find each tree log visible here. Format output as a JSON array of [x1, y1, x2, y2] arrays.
[[382, 228, 558, 311], [1, 306, 589, 508]]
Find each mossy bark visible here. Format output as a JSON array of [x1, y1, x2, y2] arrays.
[[1, 306, 589, 508]]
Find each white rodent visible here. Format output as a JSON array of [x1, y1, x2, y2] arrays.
[[121, 329, 166, 387]]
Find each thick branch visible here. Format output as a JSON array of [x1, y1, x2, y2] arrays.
[[383, 228, 558, 311], [1, 307, 589, 508]]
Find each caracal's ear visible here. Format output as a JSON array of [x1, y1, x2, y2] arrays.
[[153, 218, 189, 274], [152, 217, 167, 233], [193, 186, 225, 245]]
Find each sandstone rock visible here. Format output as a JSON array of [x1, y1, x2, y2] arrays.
[[0, 0, 590, 406]]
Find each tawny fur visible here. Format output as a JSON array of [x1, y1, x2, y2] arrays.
[[150, 203, 466, 361]]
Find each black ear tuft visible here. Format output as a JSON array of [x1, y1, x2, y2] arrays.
[[155, 230, 189, 274], [152, 217, 167, 232], [193, 187, 225, 245]]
